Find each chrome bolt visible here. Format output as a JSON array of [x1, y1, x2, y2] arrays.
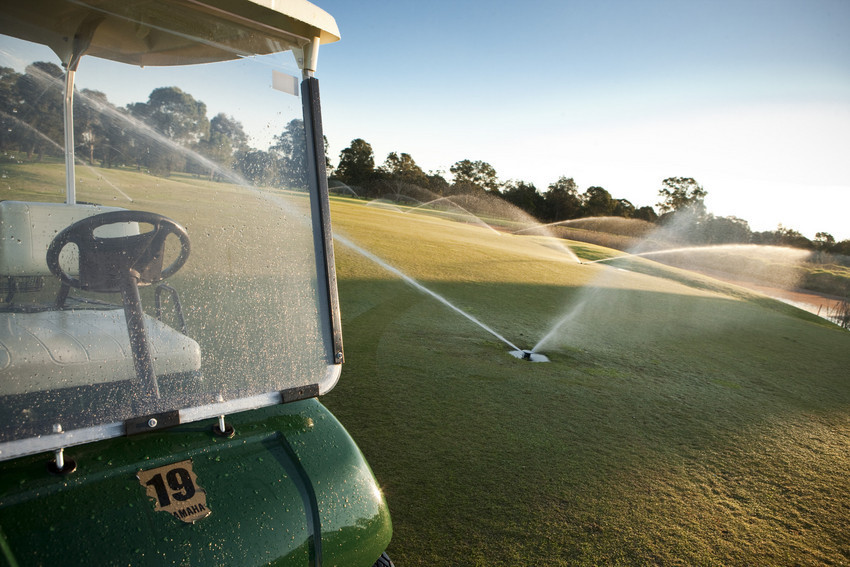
[[147, 418, 158, 428]]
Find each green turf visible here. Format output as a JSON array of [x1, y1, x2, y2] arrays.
[[4, 165, 849, 564], [324, 198, 850, 566]]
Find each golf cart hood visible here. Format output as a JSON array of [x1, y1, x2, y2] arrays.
[[0, 400, 391, 566], [0, 0, 339, 67]]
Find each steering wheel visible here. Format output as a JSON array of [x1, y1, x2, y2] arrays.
[[46, 210, 190, 292]]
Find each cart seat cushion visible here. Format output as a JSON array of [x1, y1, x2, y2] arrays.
[[0, 309, 201, 395], [0, 201, 138, 277]]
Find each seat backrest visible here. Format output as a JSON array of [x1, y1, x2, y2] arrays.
[[0, 201, 139, 277]]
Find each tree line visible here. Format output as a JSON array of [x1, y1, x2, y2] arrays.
[[1, 61, 846, 256], [0, 61, 309, 187], [331, 137, 850, 256]]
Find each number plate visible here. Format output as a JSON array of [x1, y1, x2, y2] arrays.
[[137, 459, 211, 523]]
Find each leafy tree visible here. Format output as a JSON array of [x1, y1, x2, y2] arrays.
[[657, 177, 707, 215], [335, 138, 375, 187], [96, 103, 134, 169], [15, 62, 65, 159], [271, 119, 308, 187], [752, 225, 813, 249], [236, 149, 278, 186], [831, 240, 850, 256], [323, 135, 332, 177], [135, 86, 209, 144], [197, 113, 247, 180], [0, 66, 22, 151], [542, 176, 581, 221], [699, 215, 752, 244], [775, 225, 813, 248], [425, 170, 450, 195], [581, 186, 615, 217], [198, 133, 233, 179], [502, 180, 544, 216], [211, 113, 248, 152], [814, 232, 836, 250], [634, 206, 658, 223], [381, 152, 427, 185], [75, 89, 110, 165], [128, 86, 210, 175], [450, 159, 500, 193], [612, 198, 635, 218]]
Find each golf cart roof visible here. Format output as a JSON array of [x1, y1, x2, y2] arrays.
[[0, 0, 340, 67]]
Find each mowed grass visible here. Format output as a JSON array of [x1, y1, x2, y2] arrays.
[[0, 163, 325, 393], [4, 165, 849, 564], [323, 197, 850, 565]]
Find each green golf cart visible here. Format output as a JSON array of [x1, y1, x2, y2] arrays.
[[0, 1, 392, 565]]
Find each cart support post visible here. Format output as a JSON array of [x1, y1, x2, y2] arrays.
[[302, 75, 344, 365]]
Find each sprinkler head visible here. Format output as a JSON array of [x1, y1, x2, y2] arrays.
[[509, 349, 550, 362]]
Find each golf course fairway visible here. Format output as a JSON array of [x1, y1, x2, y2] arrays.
[[2, 163, 847, 565], [324, 196, 850, 566]]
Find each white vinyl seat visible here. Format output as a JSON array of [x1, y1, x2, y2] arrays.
[[0, 201, 201, 396]]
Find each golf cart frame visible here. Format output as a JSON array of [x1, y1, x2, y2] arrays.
[[0, 1, 391, 565]]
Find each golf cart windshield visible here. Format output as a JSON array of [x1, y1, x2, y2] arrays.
[[0, 0, 342, 459]]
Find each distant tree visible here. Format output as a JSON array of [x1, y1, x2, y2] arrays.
[[211, 113, 248, 152], [323, 135, 332, 177], [74, 89, 110, 165], [612, 198, 635, 218], [776, 225, 812, 248], [380, 152, 427, 186], [425, 170, 450, 195], [502, 180, 544, 216], [16, 62, 65, 159], [634, 206, 658, 223], [0, 66, 22, 151], [831, 240, 850, 256], [542, 176, 581, 221], [335, 138, 375, 187], [97, 104, 134, 169], [581, 186, 615, 217], [270, 119, 308, 187], [128, 86, 209, 175], [752, 225, 813, 249], [657, 177, 707, 215], [134, 86, 209, 144], [699, 215, 752, 244], [236, 149, 278, 186], [814, 232, 836, 250], [450, 159, 500, 193], [197, 113, 248, 180]]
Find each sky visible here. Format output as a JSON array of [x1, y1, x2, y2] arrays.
[[312, 0, 850, 241]]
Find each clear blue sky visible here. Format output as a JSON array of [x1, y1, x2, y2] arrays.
[[314, 0, 850, 240]]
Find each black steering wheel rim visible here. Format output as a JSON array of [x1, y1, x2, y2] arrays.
[[46, 210, 190, 290]]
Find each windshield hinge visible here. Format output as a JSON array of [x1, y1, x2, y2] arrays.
[[125, 410, 180, 436], [280, 384, 319, 404]]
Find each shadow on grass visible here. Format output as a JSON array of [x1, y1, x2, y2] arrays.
[[326, 278, 850, 566]]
